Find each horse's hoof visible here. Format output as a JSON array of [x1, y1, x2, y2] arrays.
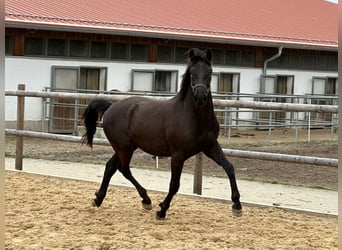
[[142, 202, 153, 210], [155, 211, 166, 220], [92, 199, 101, 207], [232, 208, 242, 217]]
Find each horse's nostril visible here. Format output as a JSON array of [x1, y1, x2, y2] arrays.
[[194, 94, 208, 106]]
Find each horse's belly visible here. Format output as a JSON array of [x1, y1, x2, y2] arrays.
[[131, 130, 171, 157], [140, 145, 171, 157]]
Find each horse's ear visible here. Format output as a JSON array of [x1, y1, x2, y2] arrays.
[[189, 48, 196, 62], [206, 49, 213, 62]]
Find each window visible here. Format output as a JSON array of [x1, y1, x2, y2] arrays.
[[277, 54, 289, 68], [265, 50, 337, 72], [302, 54, 315, 70], [260, 75, 276, 94], [5, 35, 12, 55], [211, 72, 240, 93], [315, 55, 328, 71], [154, 71, 177, 91], [210, 74, 219, 93], [132, 71, 154, 91], [90, 41, 108, 58], [327, 55, 338, 71], [69, 40, 89, 57], [132, 70, 178, 92], [312, 77, 337, 96], [47, 39, 66, 57], [288, 54, 302, 69], [212, 49, 224, 65], [158, 46, 173, 62], [111, 42, 129, 60], [264, 52, 289, 68], [175, 47, 189, 63], [130, 44, 148, 61], [79, 67, 107, 90], [225, 50, 239, 65], [260, 75, 294, 95], [240, 51, 256, 66], [25, 37, 45, 56]]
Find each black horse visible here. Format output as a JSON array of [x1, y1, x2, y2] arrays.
[[82, 48, 242, 219]]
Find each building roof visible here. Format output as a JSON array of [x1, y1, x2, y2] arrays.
[[5, 0, 338, 50]]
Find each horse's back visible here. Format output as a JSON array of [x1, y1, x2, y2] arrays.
[[102, 96, 172, 155]]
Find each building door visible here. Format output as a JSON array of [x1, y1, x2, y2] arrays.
[[274, 75, 293, 122], [259, 75, 294, 125], [309, 77, 338, 124], [215, 73, 240, 128], [49, 67, 78, 133], [50, 66, 107, 133], [78, 67, 107, 117]]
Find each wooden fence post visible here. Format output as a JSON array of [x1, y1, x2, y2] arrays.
[[193, 152, 203, 195], [15, 84, 25, 170]]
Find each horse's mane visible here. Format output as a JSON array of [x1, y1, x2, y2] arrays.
[[179, 49, 212, 101]]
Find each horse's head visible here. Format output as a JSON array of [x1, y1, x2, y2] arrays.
[[188, 48, 213, 107]]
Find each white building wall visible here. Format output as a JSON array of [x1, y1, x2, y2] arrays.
[[5, 57, 188, 126], [5, 57, 338, 128]]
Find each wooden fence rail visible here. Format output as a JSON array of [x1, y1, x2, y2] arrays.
[[5, 89, 339, 113], [6, 128, 338, 168]]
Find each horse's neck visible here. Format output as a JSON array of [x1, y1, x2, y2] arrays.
[[184, 90, 216, 119]]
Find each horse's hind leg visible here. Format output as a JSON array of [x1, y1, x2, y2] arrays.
[[119, 167, 152, 210], [93, 153, 119, 207], [117, 151, 152, 210]]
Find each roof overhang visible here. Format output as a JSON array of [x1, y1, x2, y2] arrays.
[[5, 16, 338, 52]]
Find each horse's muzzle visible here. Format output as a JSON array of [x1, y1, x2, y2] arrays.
[[193, 85, 209, 106]]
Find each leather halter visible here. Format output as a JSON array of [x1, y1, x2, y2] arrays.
[[191, 83, 210, 95]]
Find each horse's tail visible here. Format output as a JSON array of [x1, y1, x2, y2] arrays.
[[82, 98, 112, 147]]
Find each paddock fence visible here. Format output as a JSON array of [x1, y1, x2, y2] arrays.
[[5, 84, 339, 195], [39, 87, 339, 142]]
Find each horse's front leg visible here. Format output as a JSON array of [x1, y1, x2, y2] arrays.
[[156, 156, 184, 219], [204, 142, 242, 216], [93, 154, 119, 207]]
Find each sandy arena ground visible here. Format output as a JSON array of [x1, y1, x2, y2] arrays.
[[5, 171, 337, 249], [5, 128, 338, 249]]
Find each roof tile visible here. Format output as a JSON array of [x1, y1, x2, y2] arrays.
[[5, 0, 338, 48]]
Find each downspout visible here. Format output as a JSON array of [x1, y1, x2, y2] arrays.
[[263, 46, 283, 76], [261, 46, 283, 142]]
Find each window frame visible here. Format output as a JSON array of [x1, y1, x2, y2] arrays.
[[131, 69, 178, 93]]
